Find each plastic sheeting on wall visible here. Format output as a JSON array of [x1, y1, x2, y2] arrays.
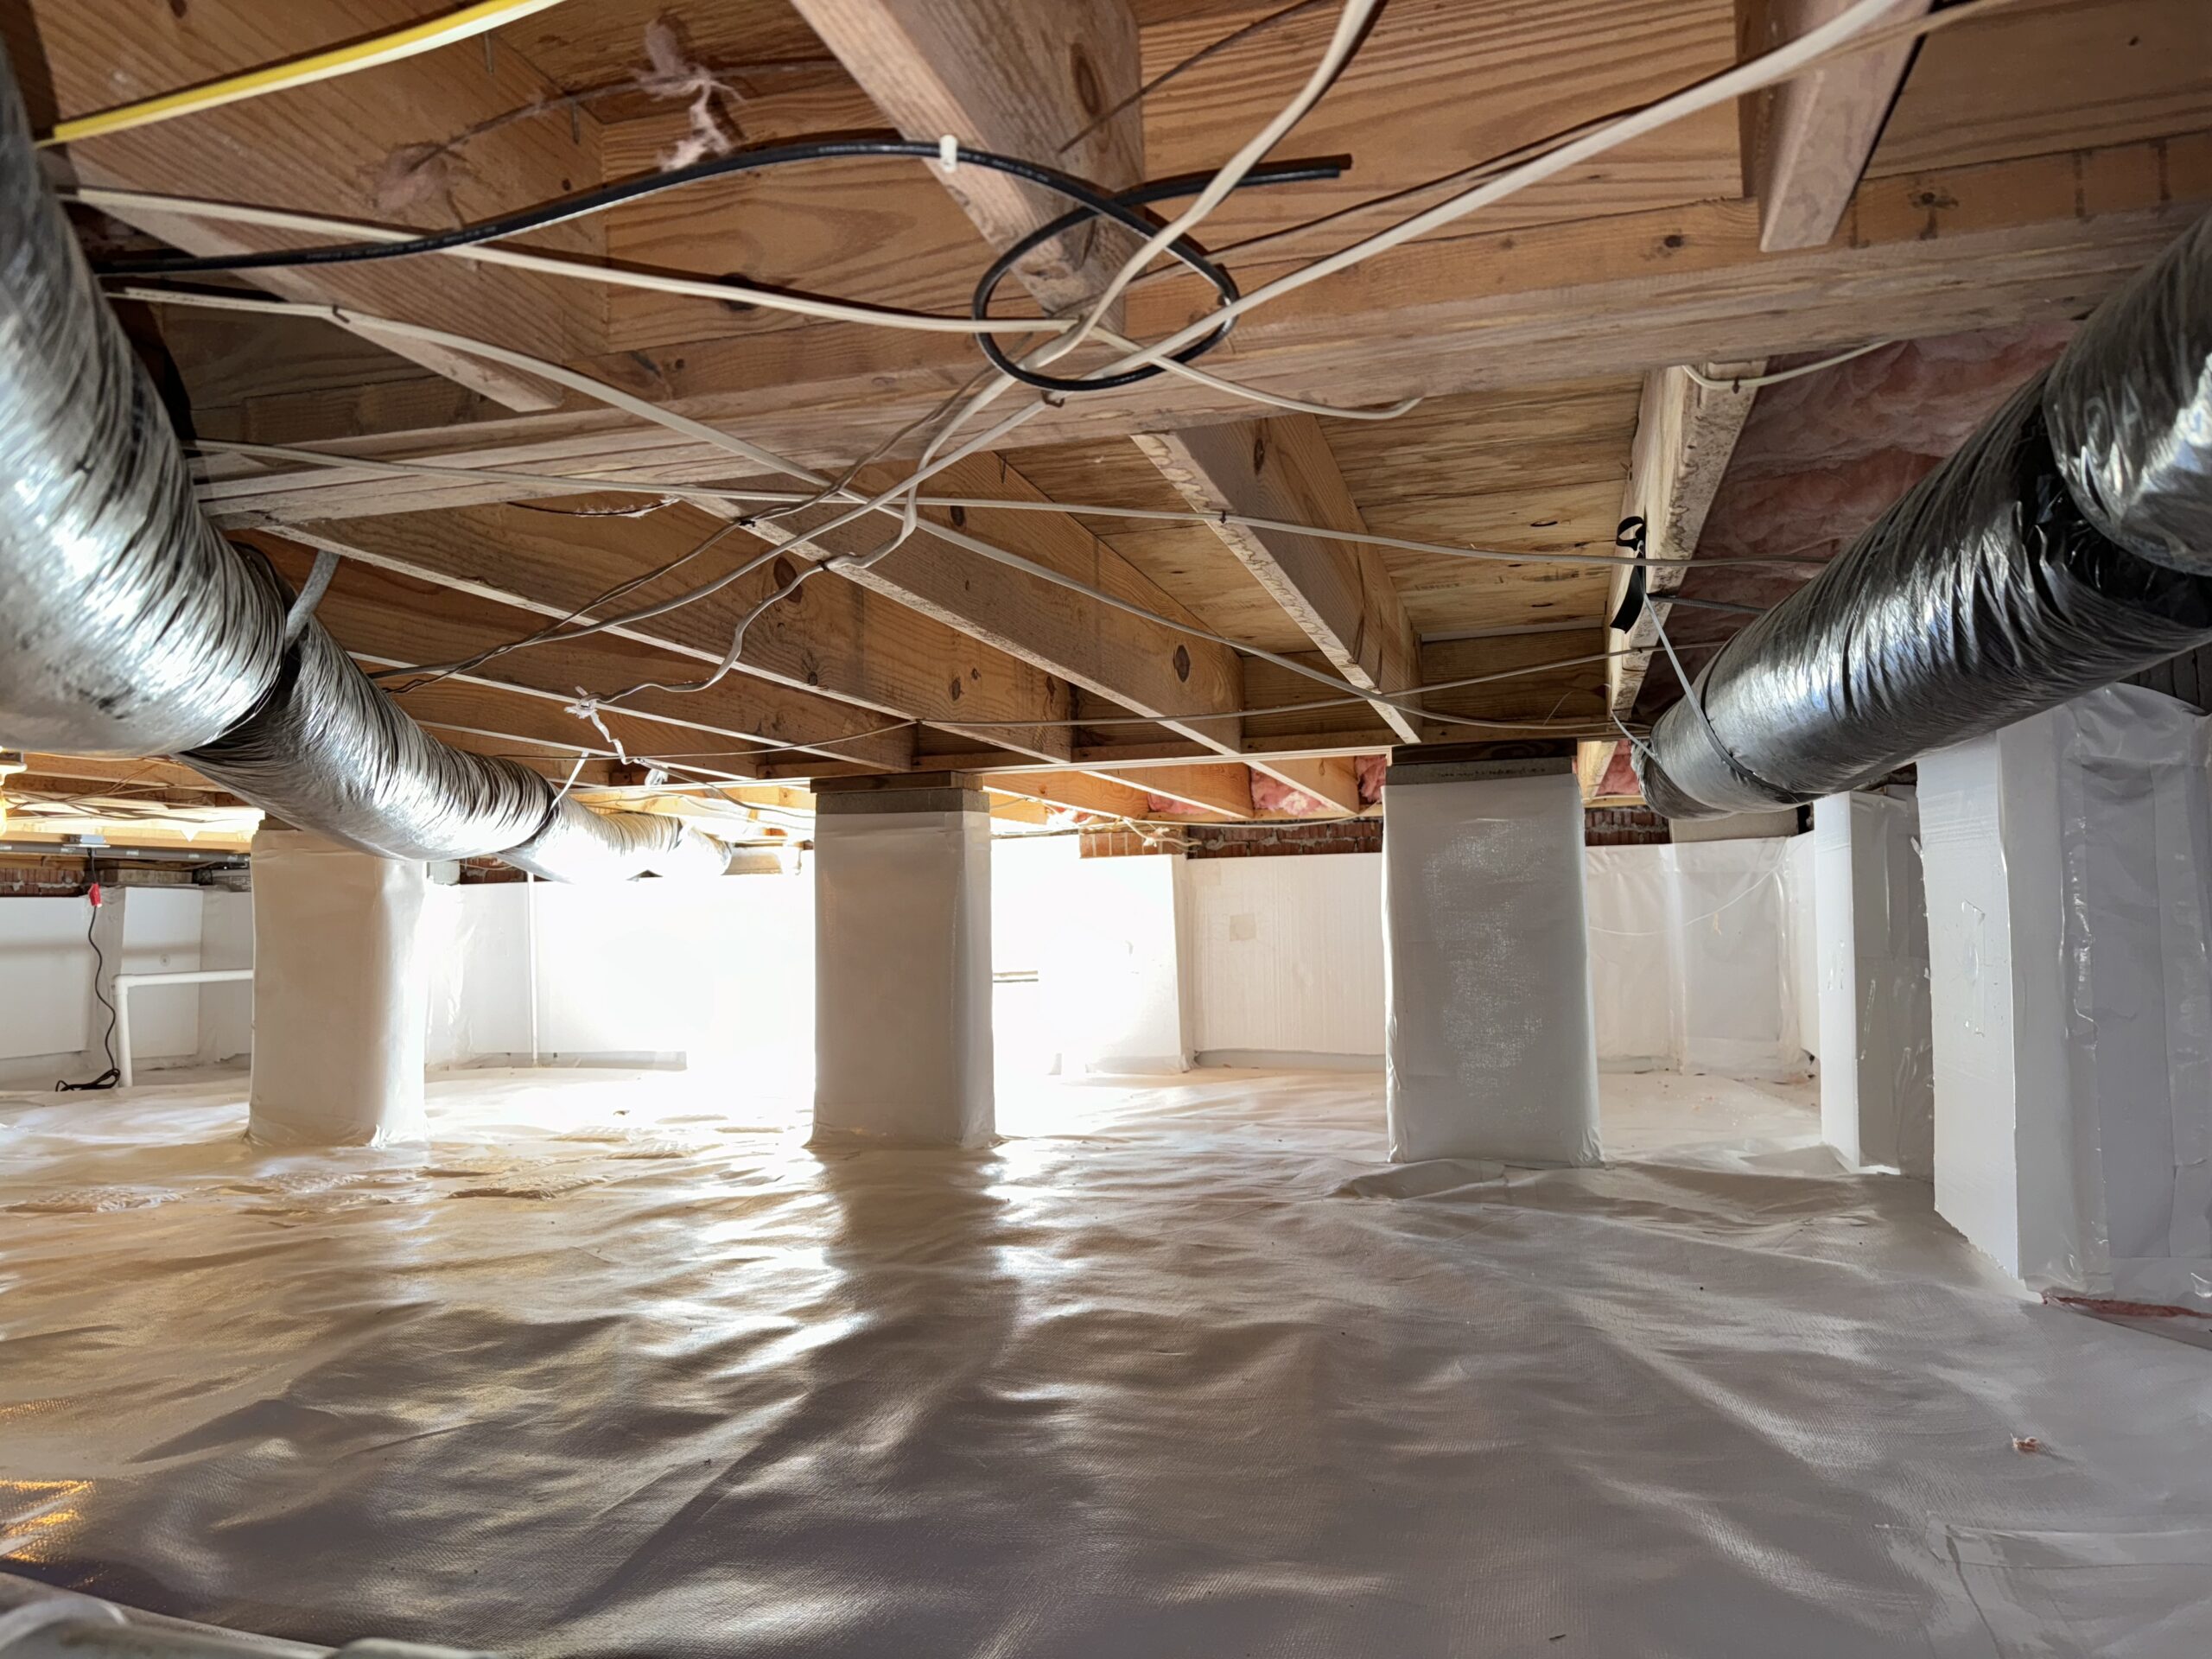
[[1584, 847, 1677, 1069], [1383, 770, 1599, 1166], [1922, 684, 2212, 1305], [1584, 840, 1808, 1079], [247, 831, 429, 1147], [1814, 791, 1934, 1175], [1037, 850, 1192, 1075], [1185, 851, 1384, 1065], [1783, 832, 1820, 1061], [813, 804, 994, 1146]]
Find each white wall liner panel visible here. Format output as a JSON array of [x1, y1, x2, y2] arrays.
[[1921, 685, 2212, 1306], [1186, 852, 1384, 1065], [1669, 839, 1798, 1078], [0, 896, 99, 1080], [814, 803, 994, 1146], [1782, 832, 1820, 1061], [1383, 769, 1600, 1166], [247, 831, 429, 1147], [1040, 852, 1192, 1074], [1814, 791, 1934, 1175], [1584, 846, 1677, 1071], [195, 890, 252, 1066], [116, 887, 203, 1065], [1583, 841, 1803, 1078]]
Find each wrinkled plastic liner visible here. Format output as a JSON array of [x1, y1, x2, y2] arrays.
[[4, 1069, 2211, 1656]]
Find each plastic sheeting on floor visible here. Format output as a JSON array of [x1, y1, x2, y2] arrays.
[[3, 1068, 2210, 1656]]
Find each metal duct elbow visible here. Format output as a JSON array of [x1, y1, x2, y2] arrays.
[[1637, 211, 2212, 819], [0, 51, 722, 883]]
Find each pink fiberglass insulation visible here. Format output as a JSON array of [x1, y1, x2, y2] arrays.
[[1249, 772, 1332, 817], [1632, 321, 2076, 721], [1356, 753, 1388, 804]]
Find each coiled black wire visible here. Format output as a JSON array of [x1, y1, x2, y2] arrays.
[[93, 142, 1349, 395]]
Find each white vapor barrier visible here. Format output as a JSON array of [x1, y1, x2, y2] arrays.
[[1584, 846, 1676, 1068], [1922, 684, 2212, 1304], [1185, 851, 1385, 1065], [9, 1068, 2212, 1655], [1814, 791, 1934, 1175], [1383, 770, 1599, 1166], [1783, 830, 1820, 1060], [247, 831, 428, 1147], [1584, 841, 1807, 1078], [1671, 839, 1797, 1077], [813, 805, 994, 1146], [194, 890, 252, 1066], [1037, 849, 1192, 1074], [0, 887, 234, 1087]]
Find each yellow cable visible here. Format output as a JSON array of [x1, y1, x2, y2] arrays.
[[35, 0, 571, 149]]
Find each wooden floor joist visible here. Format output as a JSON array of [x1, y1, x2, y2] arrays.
[[14, 0, 2203, 823]]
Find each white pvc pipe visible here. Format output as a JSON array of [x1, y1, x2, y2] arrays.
[[111, 969, 253, 1089]]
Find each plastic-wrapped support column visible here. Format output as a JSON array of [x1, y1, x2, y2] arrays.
[[247, 830, 430, 1147], [1382, 766, 1602, 1166], [812, 789, 995, 1147], [0, 48, 284, 756], [1920, 683, 2212, 1304], [1637, 212, 2212, 819]]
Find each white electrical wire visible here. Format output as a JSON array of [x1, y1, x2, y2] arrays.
[[1052, 0, 1384, 363], [1031, 0, 1954, 390], [1681, 340, 1893, 392], [122, 0, 1945, 753], [188, 439, 1825, 572], [82, 189, 1412, 421], [73, 188, 1071, 339]]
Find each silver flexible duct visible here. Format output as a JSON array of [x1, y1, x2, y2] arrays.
[[1637, 212, 2212, 819], [0, 54, 724, 880], [0, 62, 283, 756]]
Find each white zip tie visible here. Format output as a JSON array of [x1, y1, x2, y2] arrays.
[[938, 133, 958, 174], [563, 690, 626, 762]]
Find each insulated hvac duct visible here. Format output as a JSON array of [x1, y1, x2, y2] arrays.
[[1636, 212, 2212, 819], [0, 54, 723, 880]]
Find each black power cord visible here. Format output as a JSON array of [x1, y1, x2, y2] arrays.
[[92, 142, 1349, 396], [56, 892, 121, 1092]]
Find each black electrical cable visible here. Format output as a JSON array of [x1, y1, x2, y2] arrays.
[[95, 144, 1346, 394], [90, 141, 1341, 278], [970, 168, 1294, 395], [56, 900, 121, 1092]]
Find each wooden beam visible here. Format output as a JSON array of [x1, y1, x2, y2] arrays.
[[1740, 0, 1933, 252], [1605, 364, 1765, 717], [734, 454, 1247, 753], [1135, 416, 1423, 743], [14, 753, 226, 791], [385, 681, 760, 784], [191, 133, 2212, 524], [789, 0, 1143, 315], [1248, 754, 1365, 816], [428, 729, 622, 789], [1099, 762, 1254, 819], [31, 0, 604, 407], [244, 536, 919, 772], [287, 503, 1079, 763], [982, 770, 1158, 822]]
